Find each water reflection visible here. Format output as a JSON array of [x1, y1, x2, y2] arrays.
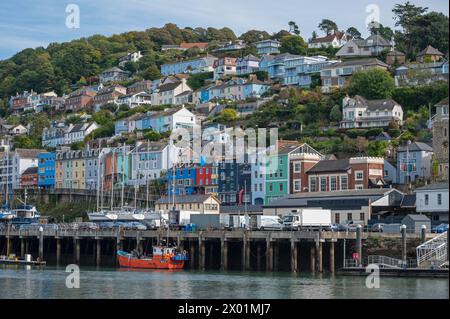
[[0, 266, 447, 299]]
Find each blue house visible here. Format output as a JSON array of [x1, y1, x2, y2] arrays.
[[167, 166, 197, 196], [218, 161, 252, 206], [38, 152, 55, 190]]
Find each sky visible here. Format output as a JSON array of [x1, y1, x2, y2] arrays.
[[0, 0, 448, 60]]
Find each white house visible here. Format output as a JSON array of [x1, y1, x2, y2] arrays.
[[308, 30, 349, 49], [64, 122, 99, 145], [340, 95, 404, 129], [117, 92, 152, 108], [415, 182, 449, 225], [151, 78, 192, 106], [0, 148, 41, 190], [397, 142, 434, 185], [118, 51, 143, 67], [128, 142, 182, 185], [336, 34, 393, 59]]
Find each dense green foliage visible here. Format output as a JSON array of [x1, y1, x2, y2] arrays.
[[348, 69, 395, 99]]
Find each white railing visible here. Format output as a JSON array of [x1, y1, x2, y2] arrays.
[[416, 231, 448, 268], [368, 255, 403, 269]]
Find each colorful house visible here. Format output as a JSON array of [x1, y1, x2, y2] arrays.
[[37, 152, 55, 190]]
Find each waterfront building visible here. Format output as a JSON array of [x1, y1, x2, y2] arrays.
[[83, 148, 101, 190], [19, 166, 38, 189], [0, 148, 41, 191], [397, 142, 434, 185], [37, 152, 55, 190], [415, 182, 449, 226], [265, 141, 322, 204], [340, 95, 404, 129], [263, 188, 405, 226], [155, 194, 220, 214], [129, 142, 181, 186]]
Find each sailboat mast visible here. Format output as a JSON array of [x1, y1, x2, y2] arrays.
[[110, 148, 114, 211], [5, 148, 9, 209], [121, 143, 125, 209], [146, 140, 150, 211], [96, 150, 101, 212]]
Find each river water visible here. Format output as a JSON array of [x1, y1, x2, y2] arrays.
[[0, 266, 448, 299]]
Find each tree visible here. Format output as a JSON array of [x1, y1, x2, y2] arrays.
[[279, 35, 307, 55], [311, 31, 318, 40], [288, 21, 300, 35], [368, 140, 389, 157], [144, 130, 162, 141], [346, 27, 362, 39], [329, 105, 342, 122], [143, 65, 161, 81], [218, 108, 238, 122], [348, 69, 395, 99], [239, 30, 271, 43], [369, 23, 394, 40], [318, 19, 338, 35]]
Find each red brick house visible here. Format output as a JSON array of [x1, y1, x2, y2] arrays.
[[64, 88, 97, 112], [305, 157, 385, 192]]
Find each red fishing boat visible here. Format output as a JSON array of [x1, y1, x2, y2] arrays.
[[117, 246, 188, 269]]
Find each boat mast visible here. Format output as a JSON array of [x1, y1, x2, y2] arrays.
[[110, 148, 115, 211], [100, 151, 104, 211], [96, 150, 101, 212], [146, 140, 150, 211], [121, 143, 126, 209]]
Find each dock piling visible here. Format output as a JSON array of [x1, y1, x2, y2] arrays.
[[291, 239, 298, 273], [329, 241, 335, 273], [220, 236, 228, 271], [56, 238, 61, 265]]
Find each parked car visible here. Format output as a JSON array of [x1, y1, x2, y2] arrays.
[[74, 222, 99, 231], [97, 222, 116, 229], [371, 223, 385, 232], [330, 223, 348, 232], [432, 223, 449, 234]]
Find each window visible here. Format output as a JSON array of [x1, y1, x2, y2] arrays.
[[347, 213, 352, 221], [293, 180, 301, 192], [309, 176, 317, 192], [437, 194, 442, 205], [330, 176, 337, 191], [335, 214, 340, 224], [355, 171, 363, 181], [360, 213, 365, 221], [269, 183, 273, 192], [293, 162, 301, 173], [355, 185, 364, 190], [425, 194, 429, 205], [320, 176, 327, 192], [279, 183, 283, 192]]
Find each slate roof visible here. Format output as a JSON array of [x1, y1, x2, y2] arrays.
[[400, 194, 416, 207], [435, 97, 449, 107], [21, 166, 38, 175], [157, 82, 181, 93], [415, 182, 449, 191], [323, 58, 388, 69], [397, 142, 433, 152], [348, 95, 401, 111], [402, 214, 430, 222], [307, 158, 350, 173], [135, 142, 167, 153]]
